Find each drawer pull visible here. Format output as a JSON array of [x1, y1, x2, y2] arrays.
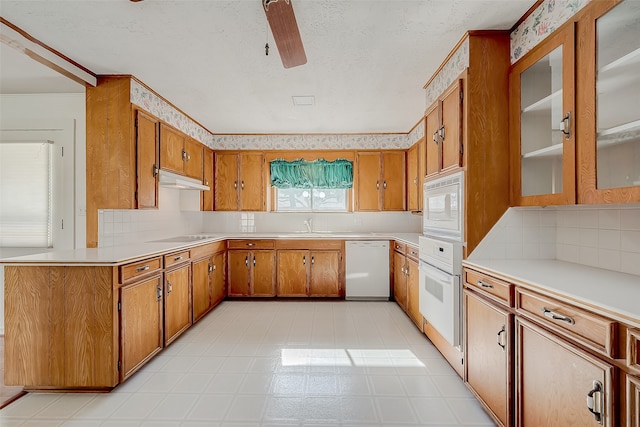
[[497, 325, 506, 351], [246, 242, 255, 247], [478, 280, 493, 289], [174, 256, 183, 261], [542, 307, 575, 325], [586, 380, 604, 424], [136, 265, 150, 272]]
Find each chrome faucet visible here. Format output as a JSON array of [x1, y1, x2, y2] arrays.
[[303, 218, 313, 233]]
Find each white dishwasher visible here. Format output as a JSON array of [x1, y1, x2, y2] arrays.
[[345, 241, 390, 300]]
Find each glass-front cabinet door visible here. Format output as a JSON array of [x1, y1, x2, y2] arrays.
[[578, 0, 640, 203], [510, 25, 576, 206]]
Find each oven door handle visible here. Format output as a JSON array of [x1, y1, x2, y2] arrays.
[[419, 261, 453, 284]]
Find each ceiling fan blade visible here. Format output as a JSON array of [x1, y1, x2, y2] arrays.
[[263, 0, 307, 68]]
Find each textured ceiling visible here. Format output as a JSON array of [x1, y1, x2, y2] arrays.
[[0, 0, 533, 134]]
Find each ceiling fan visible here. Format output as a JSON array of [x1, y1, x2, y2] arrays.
[[129, 0, 306, 69], [262, 0, 307, 68]]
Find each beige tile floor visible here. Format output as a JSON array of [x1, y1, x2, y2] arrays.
[[0, 300, 495, 426]]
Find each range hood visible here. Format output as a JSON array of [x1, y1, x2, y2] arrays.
[[158, 170, 209, 191]]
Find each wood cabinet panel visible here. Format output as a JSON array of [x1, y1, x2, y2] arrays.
[[228, 239, 275, 250], [516, 288, 617, 358], [211, 252, 226, 305], [629, 375, 640, 427], [215, 152, 239, 210], [135, 110, 159, 209], [356, 152, 381, 211], [183, 137, 203, 180], [164, 251, 190, 269], [160, 123, 186, 174], [252, 250, 276, 296], [441, 80, 463, 171], [228, 250, 250, 296], [309, 251, 340, 297], [393, 250, 407, 310], [516, 318, 615, 426], [164, 264, 191, 346], [425, 104, 440, 176], [192, 257, 211, 323], [464, 269, 513, 306], [120, 257, 163, 283], [240, 153, 265, 211], [120, 274, 163, 381], [277, 250, 308, 296], [382, 151, 405, 211], [202, 148, 214, 211], [407, 143, 419, 211], [465, 290, 512, 427], [406, 257, 422, 331]]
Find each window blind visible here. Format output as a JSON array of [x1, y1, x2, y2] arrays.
[[0, 141, 53, 247]]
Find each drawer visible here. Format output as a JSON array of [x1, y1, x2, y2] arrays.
[[628, 329, 640, 375], [164, 250, 190, 268], [406, 245, 419, 260], [120, 257, 162, 283], [227, 239, 275, 250], [393, 241, 406, 254], [464, 269, 513, 306], [515, 288, 617, 358], [191, 241, 225, 260]]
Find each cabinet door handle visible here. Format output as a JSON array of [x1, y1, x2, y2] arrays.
[[303, 256, 306, 265], [253, 256, 256, 266], [542, 307, 575, 325], [156, 285, 162, 301], [413, 177, 418, 185], [208, 263, 213, 273], [174, 256, 183, 261], [234, 181, 238, 189], [167, 281, 173, 294], [241, 180, 245, 190], [432, 131, 439, 144], [439, 126, 445, 141], [586, 380, 604, 424], [245, 256, 249, 268], [136, 265, 150, 272], [383, 181, 387, 189], [311, 256, 314, 265], [478, 280, 493, 289], [153, 164, 159, 178], [376, 181, 380, 190], [496, 325, 506, 351], [560, 112, 571, 140]]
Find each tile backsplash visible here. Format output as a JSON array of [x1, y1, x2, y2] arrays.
[[469, 205, 640, 276]]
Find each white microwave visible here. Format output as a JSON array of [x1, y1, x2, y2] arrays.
[[423, 171, 464, 241]]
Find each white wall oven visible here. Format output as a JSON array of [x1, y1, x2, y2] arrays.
[[418, 236, 463, 347], [423, 171, 464, 241]]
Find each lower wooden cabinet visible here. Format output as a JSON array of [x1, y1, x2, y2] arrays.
[[228, 250, 276, 296], [276, 249, 341, 297], [406, 257, 421, 328], [464, 289, 512, 427], [164, 264, 192, 346], [393, 242, 421, 331], [516, 318, 615, 427], [393, 250, 408, 310], [120, 274, 163, 381], [192, 251, 226, 322]]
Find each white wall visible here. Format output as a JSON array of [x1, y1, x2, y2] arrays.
[[469, 205, 640, 277], [0, 93, 86, 334]]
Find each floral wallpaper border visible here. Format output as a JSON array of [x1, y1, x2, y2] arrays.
[[130, 79, 217, 148], [511, 0, 592, 63], [424, 38, 469, 108]]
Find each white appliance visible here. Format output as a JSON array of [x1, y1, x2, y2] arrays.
[[423, 171, 464, 241], [345, 241, 390, 300], [418, 236, 463, 347]]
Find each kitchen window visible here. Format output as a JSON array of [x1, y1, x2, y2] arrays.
[[0, 140, 53, 247], [270, 158, 353, 212]]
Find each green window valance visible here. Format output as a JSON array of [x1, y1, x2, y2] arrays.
[[270, 158, 353, 189]]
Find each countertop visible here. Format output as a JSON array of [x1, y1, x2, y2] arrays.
[[0, 232, 420, 266], [463, 258, 640, 327]]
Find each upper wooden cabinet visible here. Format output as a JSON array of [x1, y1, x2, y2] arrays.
[[135, 110, 160, 210], [406, 138, 425, 212], [356, 151, 405, 211], [160, 124, 203, 180], [202, 148, 214, 211], [215, 152, 265, 211], [577, 0, 640, 204], [510, 25, 576, 206], [425, 80, 463, 177]]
